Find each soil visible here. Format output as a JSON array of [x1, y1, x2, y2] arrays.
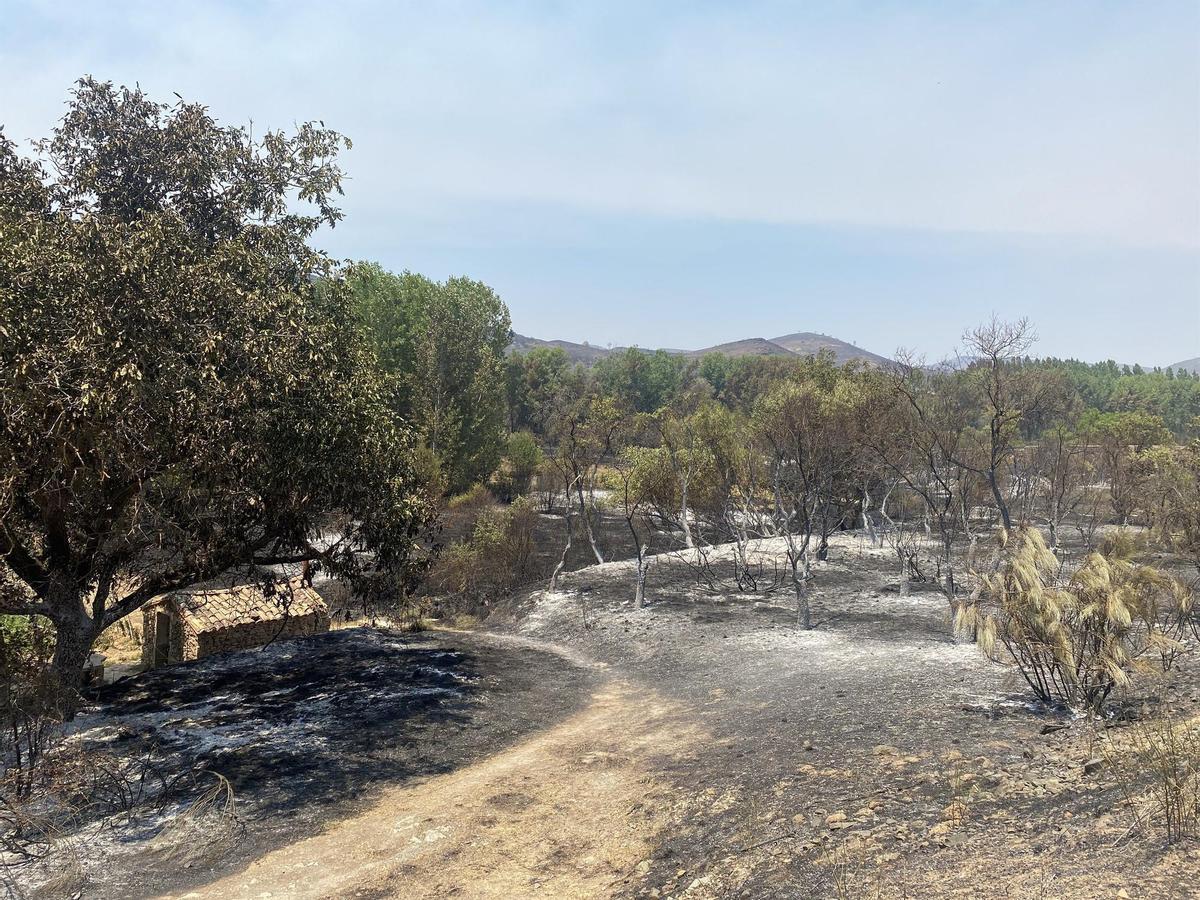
[[13, 531, 1200, 898]]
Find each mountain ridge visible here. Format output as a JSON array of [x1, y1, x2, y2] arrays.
[[508, 331, 890, 367]]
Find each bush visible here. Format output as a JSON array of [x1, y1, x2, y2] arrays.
[[447, 482, 496, 512], [1097, 528, 1148, 560], [965, 527, 1190, 712], [504, 431, 543, 497], [427, 497, 539, 606]]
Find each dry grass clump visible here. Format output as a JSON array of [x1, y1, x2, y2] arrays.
[[962, 527, 1192, 712], [1104, 712, 1200, 844]]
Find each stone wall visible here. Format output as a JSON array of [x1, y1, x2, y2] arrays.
[[193, 611, 330, 660]]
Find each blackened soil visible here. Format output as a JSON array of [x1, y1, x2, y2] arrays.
[[65, 627, 596, 899]]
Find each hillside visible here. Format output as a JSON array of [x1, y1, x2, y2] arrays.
[[687, 337, 795, 358], [771, 331, 893, 366], [509, 330, 892, 366], [509, 333, 613, 365], [1169, 357, 1200, 375]]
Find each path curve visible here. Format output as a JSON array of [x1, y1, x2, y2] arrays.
[[169, 677, 701, 899]]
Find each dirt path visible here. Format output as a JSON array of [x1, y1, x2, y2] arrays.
[[168, 679, 702, 900]]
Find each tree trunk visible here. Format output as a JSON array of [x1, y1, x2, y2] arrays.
[[549, 503, 574, 592], [577, 481, 604, 564], [793, 576, 811, 629], [988, 469, 1012, 531], [634, 548, 651, 608], [679, 479, 694, 550], [51, 619, 95, 712], [861, 485, 878, 547], [792, 554, 813, 629]]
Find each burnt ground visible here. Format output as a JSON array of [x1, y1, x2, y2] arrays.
[[10, 530, 1200, 898], [481, 536, 1200, 898], [10, 629, 595, 899]]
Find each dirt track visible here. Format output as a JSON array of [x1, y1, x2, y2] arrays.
[[171, 676, 701, 899]]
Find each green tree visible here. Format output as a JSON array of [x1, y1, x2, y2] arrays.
[[503, 431, 543, 496], [504, 346, 572, 434], [1081, 410, 1172, 524], [0, 79, 436, 696], [347, 265, 512, 493]]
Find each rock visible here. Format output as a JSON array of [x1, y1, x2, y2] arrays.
[[1083, 758, 1105, 776], [826, 812, 848, 826], [1040, 723, 1068, 735]]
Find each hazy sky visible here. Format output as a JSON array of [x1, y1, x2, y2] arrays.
[[3, 1, 1198, 364]]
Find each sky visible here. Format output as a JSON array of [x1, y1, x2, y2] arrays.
[[2, 1, 1198, 365]]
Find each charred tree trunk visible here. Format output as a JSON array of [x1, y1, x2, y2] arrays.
[[577, 480, 604, 564], [634, 546, 651, 608], [49, 606, 96, 712], [988, 469, 1012, 531], [549, 500, 575, 592]]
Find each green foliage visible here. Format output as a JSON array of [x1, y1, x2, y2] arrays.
[[428, 496, 538, 603], [1081, 410, 1173, 523], [504, 431, 543, 496], [1139, 440, 1200, 571], [593, 347, 693, 413], [346, 264, 512, 493], [0, 78, 436, 685], [505, 347, 574, 434], [1031, 359, 1200, 437]]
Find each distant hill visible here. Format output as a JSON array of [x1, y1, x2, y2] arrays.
[[687, 337, 795, 358], [770, 332, 892, 367], [508, 330, 892, 367], [1169, 357, 1200, 375], [509, 333, 613, 365]]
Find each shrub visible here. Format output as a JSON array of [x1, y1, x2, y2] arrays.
[[504, 431, 543, 497], [427, 496, 539, 605], [964, 527, 1190, 712], [447, 482, 495, 512], [412, 444, 449, 501], [1097, 528, 1148, 560]]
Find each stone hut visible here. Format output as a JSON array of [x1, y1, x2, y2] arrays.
[[142, 581, 331, 669]]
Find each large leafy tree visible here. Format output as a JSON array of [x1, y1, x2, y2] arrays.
[[0, 79, 436, 692], [346, 264, 511, 493]]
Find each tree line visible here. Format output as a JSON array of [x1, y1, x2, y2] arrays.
[[2, 77, 1198, 708]]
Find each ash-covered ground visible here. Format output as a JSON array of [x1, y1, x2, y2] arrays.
[[485, 535, 1200, 898], [12, 628, 594, 899], [12, 532, 1200, 899]]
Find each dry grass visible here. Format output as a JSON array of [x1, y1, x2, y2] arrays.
[[1103, 711, 1200, 843], [94, 615, 144, 665]]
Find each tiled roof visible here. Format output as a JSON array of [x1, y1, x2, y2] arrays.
[[169, 581, 329, 634]]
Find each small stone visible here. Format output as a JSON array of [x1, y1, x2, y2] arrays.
[[1040, 723, 1068, 735], [1083, 758, 1105, 776], [826, 812, 848, 826]]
